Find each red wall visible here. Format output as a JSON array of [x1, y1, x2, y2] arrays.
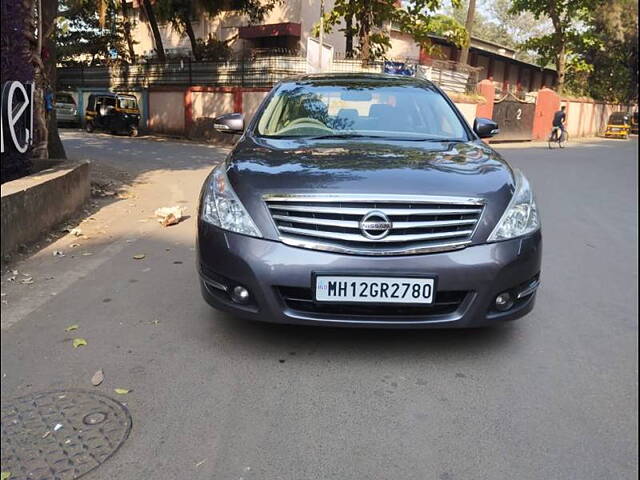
[[532, 88, 561, 140]]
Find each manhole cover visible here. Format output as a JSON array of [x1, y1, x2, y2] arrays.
[[1, 390, 132, 480]]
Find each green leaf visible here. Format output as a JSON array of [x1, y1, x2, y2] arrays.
[[114, 388, 131, 395], [1, 472, 11, 480], [65, 324, 79, 332], [72, 338, 87, 348]]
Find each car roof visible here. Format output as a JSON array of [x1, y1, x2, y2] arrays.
[[279, 72, 435, 88], [90, 92, 137, 99]]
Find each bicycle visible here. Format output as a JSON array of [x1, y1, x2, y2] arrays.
[[548, 126, 568, 149]]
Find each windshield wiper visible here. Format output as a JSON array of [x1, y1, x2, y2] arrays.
[[307, 133, 386, 140], [307, 134, 465, 142]]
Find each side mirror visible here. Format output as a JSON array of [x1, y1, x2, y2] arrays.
[[213, 113, 244, 134], [473, 117, 500, 138]]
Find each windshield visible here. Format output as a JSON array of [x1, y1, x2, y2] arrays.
[[118, 97, 137, 110], [610, 113, 628, 124], [256, 81, 469, 141], [56, 94, 75, 105]]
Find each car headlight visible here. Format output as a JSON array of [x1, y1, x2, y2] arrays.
[[488, 169, 540, 242], [201, 164, 262, 237]]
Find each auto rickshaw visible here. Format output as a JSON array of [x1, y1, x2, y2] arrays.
[[604, 112, 631, 139], [631, 112, 638, 135], [85, 92, 140, 137]]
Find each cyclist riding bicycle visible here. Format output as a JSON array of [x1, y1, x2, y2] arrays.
[[551, 106, 567, 140]]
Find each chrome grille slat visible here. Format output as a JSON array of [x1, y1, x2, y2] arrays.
[[279, 226, 474, 243], [268, 204, 483, 216], [264, 194, 485, 256]]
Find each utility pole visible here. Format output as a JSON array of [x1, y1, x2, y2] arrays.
[[318, 0, 325, 71], [459, 0, 476, 65]]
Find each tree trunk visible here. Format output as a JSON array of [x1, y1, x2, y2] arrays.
[[142, 0, 165, 61], [31, 0, 48, 160], [459, 0, 476, 65], [42, 0, 65, 159], [120, 0, 136, 63], [556, 42, 566, 94], [358, 7, 372, 65], [1, 0, 35, 181], [345, 13, 353, 58], [184, 18, 201, 61]]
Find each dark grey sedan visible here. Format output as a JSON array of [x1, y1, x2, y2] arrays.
[[197, 74, 541, 328]]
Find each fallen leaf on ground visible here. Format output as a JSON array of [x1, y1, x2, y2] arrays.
[[70, 228, 82, 236], [72, 338, 87, 348], [53, 251, 65, 257], [132, 254, 145, 260], [53, 423, 63, 431], [195, 459, 207, 468], [20, 277, 34, 284], [91, 369, 104, 386], [114, 388, 131, 395], [70, 243, 80, 248], [42, 431, 50, 438], [154, 206, 185, 227], [1, 471, 11, 480], [65, 324, 79, 332]]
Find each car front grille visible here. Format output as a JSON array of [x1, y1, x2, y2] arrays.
[[264, 194, 485, 256], [278, 286, 468, 319]]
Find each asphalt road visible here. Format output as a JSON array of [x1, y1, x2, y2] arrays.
[[1, 132, 638, 480]]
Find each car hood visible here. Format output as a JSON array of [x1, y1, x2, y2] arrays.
[[225, 136, 516, 242]]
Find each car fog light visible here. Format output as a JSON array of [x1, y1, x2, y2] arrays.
[[494, 292, 514, 312], [231, 286, 250, 304]]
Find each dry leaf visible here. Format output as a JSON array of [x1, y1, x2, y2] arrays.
[[65, 324, 79, 332], [91, 369, 104, 386], [114, 388, 131, 395], [132, 254, 145, 260], [72, 338, 87, 348]]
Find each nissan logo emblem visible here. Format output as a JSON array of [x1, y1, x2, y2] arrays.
[[360, 211, 392, 240]]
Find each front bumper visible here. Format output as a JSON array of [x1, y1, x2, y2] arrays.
[[197, 224, 542, 328]]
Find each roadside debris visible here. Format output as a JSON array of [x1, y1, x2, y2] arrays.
[[132, 254, 145, 260], [91, 369, 105, 386], [53, 251, 65, 257], [53, 423, 63, 431], [19, 277, 34, 285], [195, 459, 207, 468], [72, 338, 88, 348], [154, 206, 185, 227], [65, 324, 79, 332], [91, 180, 119, 197], [114, 388, 131, 395], [1, 471, 11, 480]]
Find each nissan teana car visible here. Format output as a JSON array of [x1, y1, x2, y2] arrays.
[[197, 74, 541, 328]]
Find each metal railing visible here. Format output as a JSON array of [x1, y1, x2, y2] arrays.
[[57, 55, 480, 93]]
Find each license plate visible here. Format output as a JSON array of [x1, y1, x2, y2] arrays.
[[314, 275, 435, 304]]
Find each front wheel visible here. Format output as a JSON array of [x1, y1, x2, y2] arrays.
[[85, 121, 94, 133]]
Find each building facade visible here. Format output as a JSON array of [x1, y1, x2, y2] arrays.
[[126, 0, 556, 93]]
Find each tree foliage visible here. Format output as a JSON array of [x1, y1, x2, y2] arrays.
[[448, 0, 552, 64], [510, 0, 603, 94], [154, 0, 278, 61], [511, 0, 637, 102], [319, 0, 467, 62], [57, 0, 131, 66]]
